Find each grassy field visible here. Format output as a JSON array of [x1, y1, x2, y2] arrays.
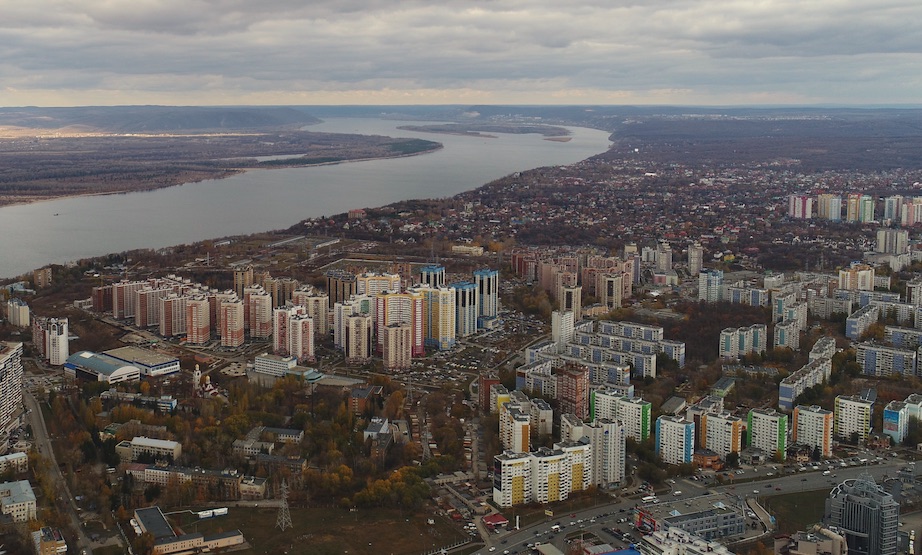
[[759, 490, 830, 535], [182, 505, 467, 555]]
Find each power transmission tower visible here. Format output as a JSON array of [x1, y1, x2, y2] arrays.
[[276, 479, 292, 531]]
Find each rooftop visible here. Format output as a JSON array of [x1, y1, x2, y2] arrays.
[[104, 346, 178, 367], [66, 351, 140, 377], [135, 506, 175, 540]]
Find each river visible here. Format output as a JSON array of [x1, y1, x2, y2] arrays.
[[0, 118, 611, 279]]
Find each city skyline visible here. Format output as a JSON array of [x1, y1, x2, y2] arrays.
[[2, 1, 922, 107]]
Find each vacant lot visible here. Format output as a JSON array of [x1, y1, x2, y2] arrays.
[[183, 505, 467, 555], [759, 490, 829, 535]]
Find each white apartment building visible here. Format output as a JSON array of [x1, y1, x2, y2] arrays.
[[656, 415, 694, 465], [500, 402, 531, 453], [835, 395, 874, 443], [584, 419, 626, 487], [0, 480, 36, 522], [551, 310, 575, 352], [616, 396, 652, 442], [493, 452, 532, 507], [45, 317, 69, 366], [5, 299, 29, 328], [700, 411, 745, 459]]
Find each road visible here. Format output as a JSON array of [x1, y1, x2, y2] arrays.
[[470, 459, 908, 555], [24, 391, 95, 555]]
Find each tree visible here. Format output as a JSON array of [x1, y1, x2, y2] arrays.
[[133, 532, 155, 555], [726, 452, 740, 468]]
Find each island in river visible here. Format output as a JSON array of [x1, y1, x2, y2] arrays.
[[396, 122, 571, 140]]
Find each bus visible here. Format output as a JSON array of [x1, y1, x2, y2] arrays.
[[642, 495, 657, 503]]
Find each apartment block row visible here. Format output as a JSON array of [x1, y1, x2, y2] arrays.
[[492, 442, 592, 507]]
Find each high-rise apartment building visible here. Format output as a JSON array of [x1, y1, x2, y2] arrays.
[[272, 305, 314, 362], [112, 280, 146, 320], [356, 272, 401, 297], [556, 365, 589, 420], [881, 401, 907, 445], [287, 313, 315, 363], [262, 276, 299, 309], [531, 447, 571, 504], [233, 265, 254, 298], [600, 273, 623, 310], [859, 195, 876, 223], [876, 228, 909, 255], [220, 298, 245, 348], [45, 318, 69, 366], [617, 396, 652, 442], [500, 402, 531, 453], [381, 323, 412, 371], [719, 324, 768, 359], [135, 286, 172, 328], [159, 294, 187, 337], [493, 452, 532, 507], [584, 419, 626, 488], [375, 290, 424, 356], [687, 242, 704, 277], [817, 194, 842, 221], [452, 281, 478, 337], [747, 408, 787, 461], [655, 241, 673, 272], [551, 311, 575, 352], [344, 314, 373, 364], [333, 296, 372, 348], [883, 195, 903, 222], [291, 286, 330, 336], [834, 394, 874, 443], [825, 475, 898, 555], [416, 285, 456, 350], [244, 285, 272, 339], [186, 295, 211, 345], [699, 269, 724, 302], [788, 195, 814, 219], [325, 270, 356, 308], [792, 405, 833, 458], [0, 343, 23, 454], [700, 411, 745, 459], [656, 415, 694, 465], [559, 284, 582, 321], [419, 264, 445, 288], [5, 299, 28, 328], [473, 268, 499, 327]]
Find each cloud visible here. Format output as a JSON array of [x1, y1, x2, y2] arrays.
[[0, 0, 920, 106]]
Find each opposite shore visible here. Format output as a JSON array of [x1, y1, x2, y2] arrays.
[[0, 144, 443, 209]]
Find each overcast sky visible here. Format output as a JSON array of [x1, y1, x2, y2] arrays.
[[2, 0, 921, 107]]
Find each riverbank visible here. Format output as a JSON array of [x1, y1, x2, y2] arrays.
[[0, 143, 443, 209], [0, 118, 612, 278]]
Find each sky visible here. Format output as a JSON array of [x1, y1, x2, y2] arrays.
[[2, 0, 921, 107]]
